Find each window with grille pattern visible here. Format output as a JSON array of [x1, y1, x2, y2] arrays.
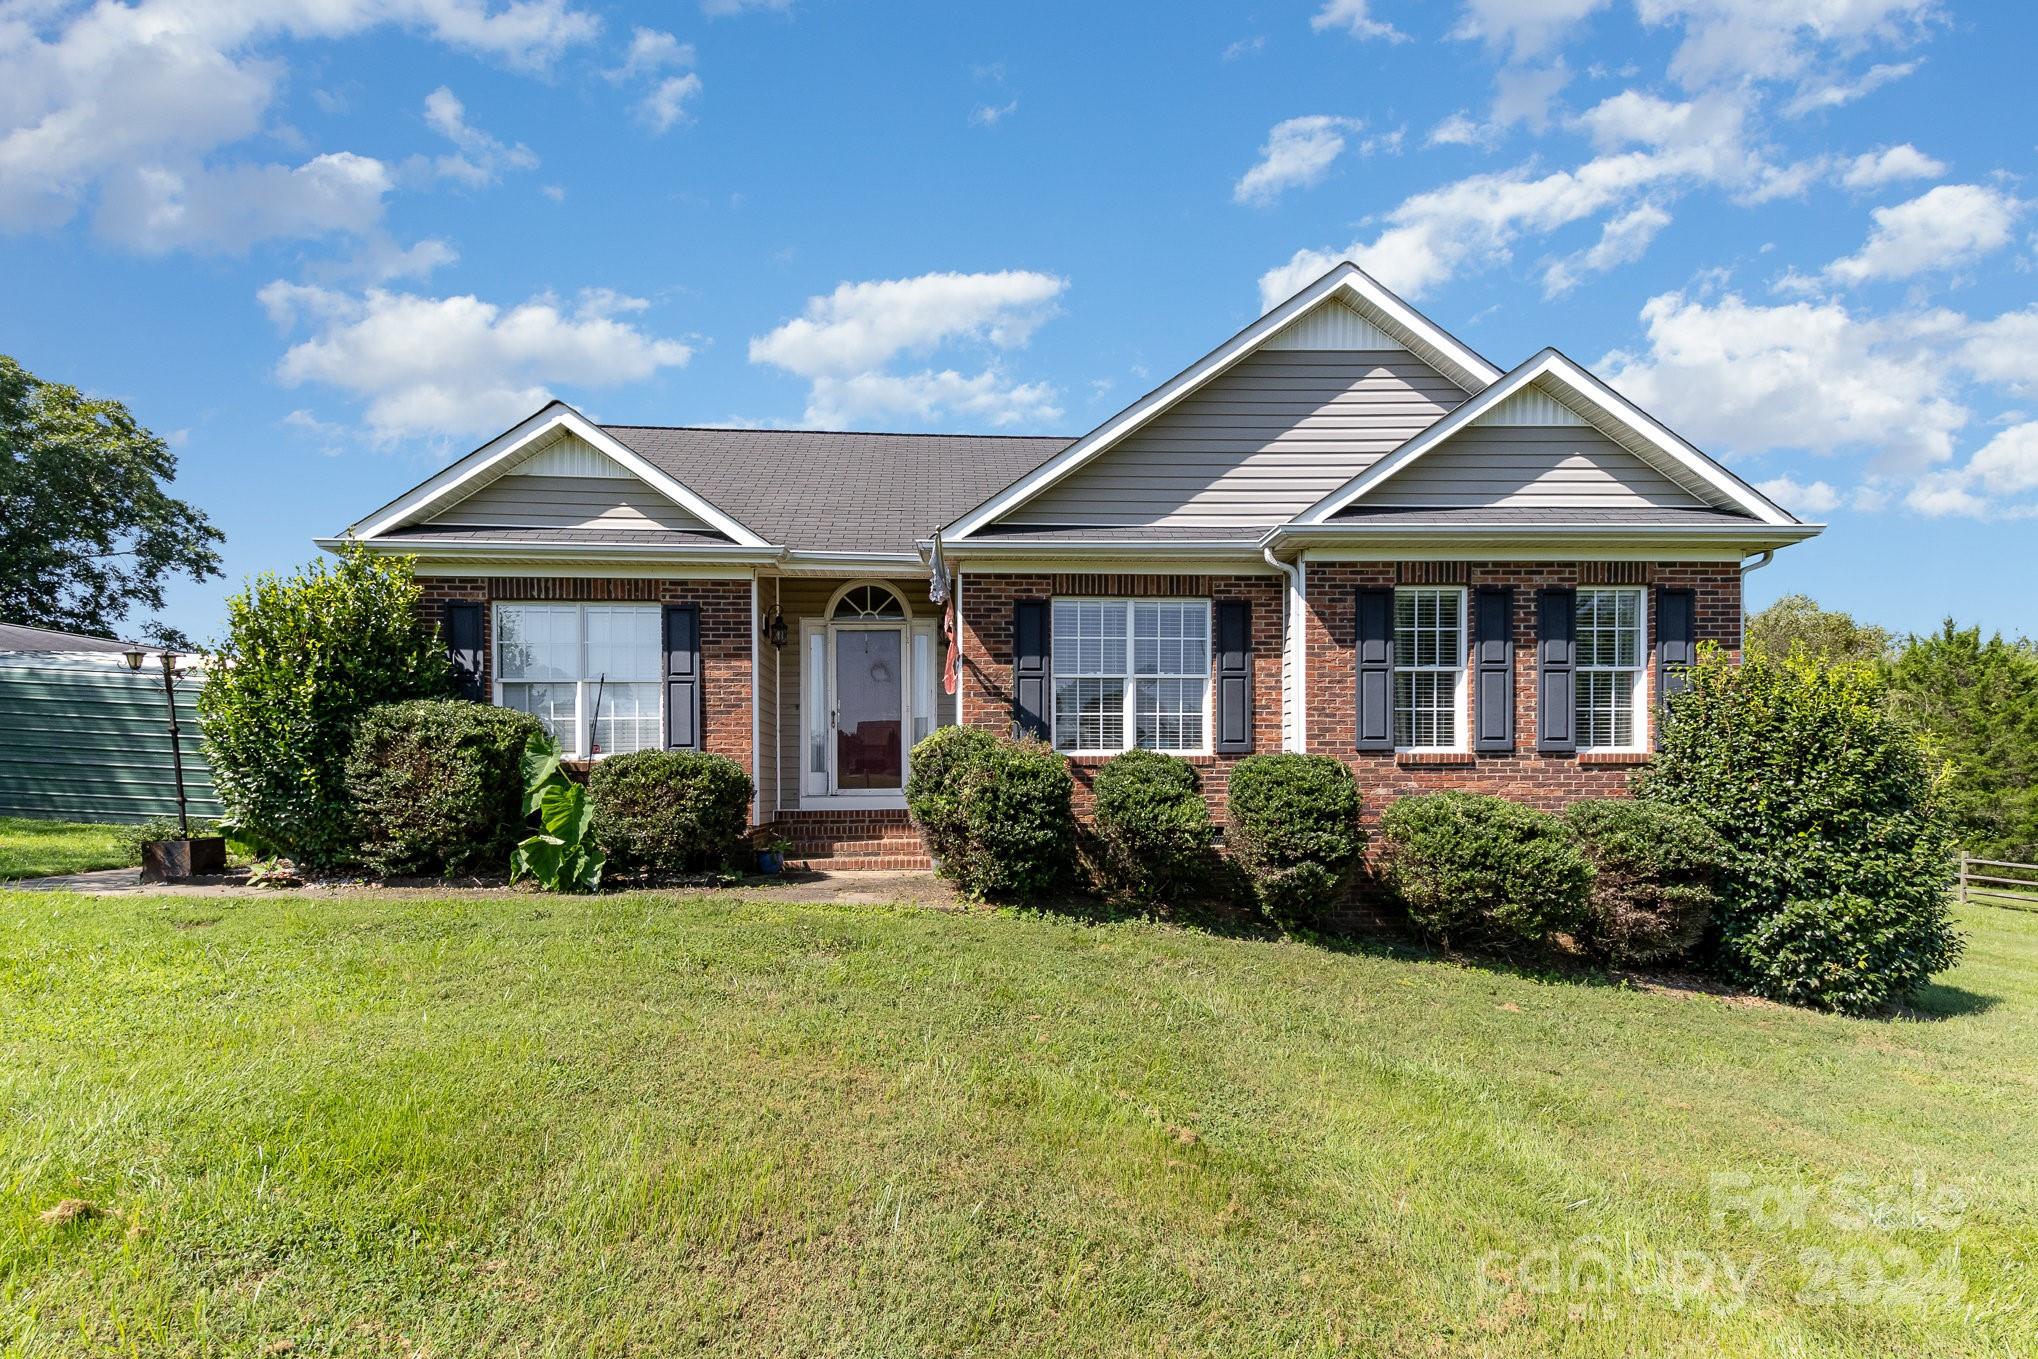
[[1392, 587, 1466, 750], [496, 603, 663, 758], [1574, 587, 1645, 750], [1051, 600, 1209, 753]]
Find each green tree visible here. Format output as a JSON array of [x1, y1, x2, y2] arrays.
[[198, 545, 453, 866], [1744, 593, 1892, 665], [1887, 622, 2038, 861], [0, 354, 222, 639]]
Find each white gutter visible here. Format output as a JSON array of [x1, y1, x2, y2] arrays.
[[1262, 545, 1305, 752], [1740, 549, 1775, 576]]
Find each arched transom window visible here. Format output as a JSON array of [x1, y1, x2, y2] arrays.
[[831, 583, 906, 620]]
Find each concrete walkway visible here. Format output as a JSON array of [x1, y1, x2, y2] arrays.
[[3, 866, 959, 906]]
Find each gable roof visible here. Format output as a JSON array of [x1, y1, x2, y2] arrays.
[[343, 404, 771, 548], [941, 260, 1503, 542], [0, 622, 136, 653], [1291, 348, 1800, 528]]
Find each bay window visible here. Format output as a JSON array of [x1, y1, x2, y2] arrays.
[[1393, 586, 1466, 750], [1575, 587, 1646, 751], [495, 602, 662, 757], [1051, 599, 1209, 754]]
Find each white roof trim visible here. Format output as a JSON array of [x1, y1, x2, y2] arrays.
[[943, 261, 1503, 542], [344, 403, 771, 548], [1289, 348, 1799, 528]]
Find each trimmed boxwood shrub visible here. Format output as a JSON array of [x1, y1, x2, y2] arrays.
[[951, 737, 1075, 901], [1639, 652, 1961, 1014], [199, 544, 454, 866], [1563, 799, 1723, 965], [906, 725, 1000, 869], [345, 700, 542, 875], [588, 749, 753, 873], [1089, 750, 1215, 904], [1378, 791, 1592, 949], [1224, 754, 1362, 925]]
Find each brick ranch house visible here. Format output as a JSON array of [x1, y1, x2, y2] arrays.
[[323, 261, 1818, 868]]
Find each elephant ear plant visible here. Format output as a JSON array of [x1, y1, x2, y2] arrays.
[[510, 732, 606, 892]]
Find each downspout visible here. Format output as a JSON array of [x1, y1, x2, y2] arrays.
[[1263, 545, 1304, 753], [1740, 549, 1774, 577]]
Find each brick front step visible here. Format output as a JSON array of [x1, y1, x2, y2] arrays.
[[770, 809, 931, 871], [790, 854, 934, 871]]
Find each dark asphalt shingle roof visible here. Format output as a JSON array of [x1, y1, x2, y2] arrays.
[[601, 426, 1073, 555], [1327, 505, 1758, 526], [380, 525, 738, 549], [0, 622, 135, 652]]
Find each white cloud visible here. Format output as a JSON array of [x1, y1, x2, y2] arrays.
[[93, 151, 392, 253], [1783, 59, 1920, 116], [701, 0, 790, 13], [1223, 35, 1267, 60], [1634, 0, 1940, 90], [1754, 475, 1842, 515], [1427, 113, 1485, 147], [1840, 143, 1946, 190], [1310, 0, 1407, 42], [641, 74, 705, 133], [1235, 116, 1374, 205], [261, 282, 692, 442], [421, 86, 538, 185], [1599, 289, 1969, 475], [1450, 0, 1610, 59], [1957, 307, 2038, 395], [610, 27, 694, 80], [1542, 201, 1671, 296], [749, 270, 1067, 428], [971, 100, 1020, 128], [1826, 184, 2019, 284], [0, 0, 595, 249]]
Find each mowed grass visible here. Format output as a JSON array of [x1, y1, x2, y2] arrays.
[[0, 818, 132, 881], [2, 891, 2034, 1357]]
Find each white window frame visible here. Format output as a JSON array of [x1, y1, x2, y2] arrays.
[[1392, 586, 1469, 753], [1575, 586, 1649, 753], [1050, 598, 1213, 757], [493, 601, 664, 760]]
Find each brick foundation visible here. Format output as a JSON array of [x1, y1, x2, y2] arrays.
[[415, 574, 754, 783]]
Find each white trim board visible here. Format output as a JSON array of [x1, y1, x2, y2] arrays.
[[942, 261, 1503, 542], [1291, 349, 1800, 528], [344, 403, 771, 548]]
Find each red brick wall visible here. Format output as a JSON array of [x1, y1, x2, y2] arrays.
[[1302, 559, 1740, 824], [955, 571, 1285, 818], [414, 575, 753, 776]]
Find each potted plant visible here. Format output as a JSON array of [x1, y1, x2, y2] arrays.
[[753, 834, 793, 876]]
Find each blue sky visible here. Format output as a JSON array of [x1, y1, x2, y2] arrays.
[[6, 0, 2036, 642]]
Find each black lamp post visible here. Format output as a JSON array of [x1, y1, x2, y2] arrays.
[[124, 645, 190, 838]]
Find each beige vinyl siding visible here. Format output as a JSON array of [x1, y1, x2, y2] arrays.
[[1363, 426, 1713, 509], [771, 577, 943, 812], [429, 474, 711, 532], [1003, 350, 1466, 527]]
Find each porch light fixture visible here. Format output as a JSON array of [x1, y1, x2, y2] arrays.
[[763, 606, 789, 650], [125, 645, 192, 837]]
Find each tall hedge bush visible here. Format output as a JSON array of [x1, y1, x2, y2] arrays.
[[1224, 754, 1361, 925], [345, 700, 540, 876], [1378, 791, 1592, 949], [199, 545, 453, 865], [588, 749, 753, 872], [1563, 798, 1723, 965], [906, 725, 1000, 868], [1639, 652, 1961, 1013], [1089, 750, 1215, 904], [952, 737, 1075, 901]]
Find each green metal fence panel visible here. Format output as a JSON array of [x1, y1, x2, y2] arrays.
[[0, 656, 223, 824]]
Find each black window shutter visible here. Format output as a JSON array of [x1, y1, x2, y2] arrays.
[[1214, 598, 1253, 755], [1537, 587, 1577, 754], [664, 604, 702, 751], [1355, 587, 1394, 751], [1473, 586, 1514, 753], [1656, 586, 1698, 744], [1012, 600, 1051, 740], [443, 601, 484, 701]]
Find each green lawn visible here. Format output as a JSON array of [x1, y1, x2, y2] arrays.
[[0, 817, 133, 880], [2, 891, 2032, 1357]]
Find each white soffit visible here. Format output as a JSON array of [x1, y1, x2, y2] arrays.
[[1470, 384, 1589, 428], [1261, 296, 1403, 351]]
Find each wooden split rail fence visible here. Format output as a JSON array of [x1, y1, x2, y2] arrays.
[[1957, 854, 2038, 912]]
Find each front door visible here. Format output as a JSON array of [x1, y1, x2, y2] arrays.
[[832, 626, 904, 790]]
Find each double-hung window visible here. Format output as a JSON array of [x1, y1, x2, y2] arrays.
[[1393, 587, 1466, 750], [1575, 587, 1646, 751], [1051, 599, 1209, 754], [495, 602, 663, 758]]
